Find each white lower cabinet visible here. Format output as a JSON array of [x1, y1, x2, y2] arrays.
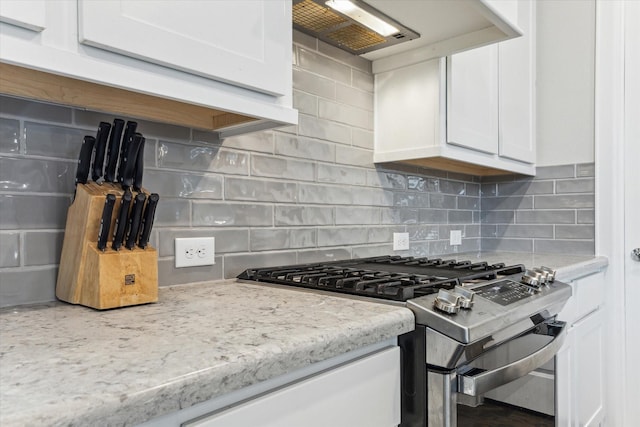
[[140, 345, 401, 427], [186, 347, 400, 427], [556, 271, 606, 426]]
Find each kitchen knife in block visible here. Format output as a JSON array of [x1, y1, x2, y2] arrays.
[[92, 122, 111, 183], [117, 121, 138, 184], [125, 192, 146, 250], [97, 194, 116, 251], [120, 133, 143, 191], [132, 135, 145, 192], [104, 119, 124, 183], [75, 136, 95, 187], [138, 193, 159, 249], [56, 184, 158, 310], [111, 191, 132, 251]]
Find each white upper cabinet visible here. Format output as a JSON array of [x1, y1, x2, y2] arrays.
[[447, 0, 535, 165], [0, 0, 297, 136], [0, 0, 46, 32], [374, 0, 535, 176], [78, 0, 288, 97], [447, 44, 499, 155], [498, 0, 535, 162]]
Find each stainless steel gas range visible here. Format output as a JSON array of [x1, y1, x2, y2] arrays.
[[238, 255, 571, 427]]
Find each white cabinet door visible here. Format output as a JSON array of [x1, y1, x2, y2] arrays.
[[78, 0, 289, 96], [498, 0, 535, 163], [447, 44, 499, 154], [0, 0, 46, 31], [555, 329, 574, 427], [572, 308, 605, 427], [556, 271, 606, 427], [186, 347, 401, 427]]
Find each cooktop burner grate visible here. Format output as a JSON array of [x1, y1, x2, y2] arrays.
[[238, 256, 525, 302]]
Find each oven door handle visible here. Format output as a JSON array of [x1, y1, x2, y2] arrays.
[[457, 320, 567, 396]]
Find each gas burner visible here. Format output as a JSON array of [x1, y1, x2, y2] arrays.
[[238, 256, 526, 302]]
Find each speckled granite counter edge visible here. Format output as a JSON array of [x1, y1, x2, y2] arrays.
[[0, 280, 415, 427], [554, 256, 608, 281]]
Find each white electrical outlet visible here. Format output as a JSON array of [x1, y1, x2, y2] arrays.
[[175, 237, 215, 268], [450, 230, 462, 246], [393, 232, 410, 251]]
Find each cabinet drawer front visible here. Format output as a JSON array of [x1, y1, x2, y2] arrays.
[[78, 0, 289, 96], [185, 347, 401, 427], [575, 271, 605, 321], [558, 271, 605, 325]]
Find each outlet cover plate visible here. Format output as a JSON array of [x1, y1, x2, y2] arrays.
[[393, 232, 410, 251], [175, 237, 215, 268], [450, 230, 462, 246]]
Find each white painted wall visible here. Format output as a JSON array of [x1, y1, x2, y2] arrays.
[[536, 0, 595, 166]]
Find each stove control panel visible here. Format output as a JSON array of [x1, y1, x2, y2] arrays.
[[473, 280, 538, 306]]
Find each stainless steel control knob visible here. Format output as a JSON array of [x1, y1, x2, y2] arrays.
[[539, 266, 556, 282], [434, 289, 461, 314], [454, 286, 475, 309], [533, 268, 550, 285], [522, 272, 541, 291]]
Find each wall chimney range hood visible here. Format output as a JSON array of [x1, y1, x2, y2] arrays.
[[294, 0, 523, 67]]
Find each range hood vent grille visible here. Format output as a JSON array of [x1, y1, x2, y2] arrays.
[[293, 0, 419, 56]]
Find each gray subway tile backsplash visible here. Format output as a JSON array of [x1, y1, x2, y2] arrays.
[[534, 239, 595, 255], [24, 121, 90, 159], [192, 202, 273, 227], [0, 232, 19, 267], [251, 154, 315, 182], [515, 210, 576, 224], [556, 178, 595, 193], [0, 33, 596, 307], [0, 195, 71, 230], [0, 118, 20, 153], [534, 194, 594, 209], [0, 95, 72, 123], [225, 177, 297, 203], [0, 267, 58, 307], [534, 164, 576, 179], [298, 114, 351, 145], [0, 157, 76, 193], [23, 231, 64, 266], [250, 228, 316, 251], [144, 169, 223, 200]]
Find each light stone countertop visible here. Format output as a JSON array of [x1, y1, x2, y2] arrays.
[[440, 251, 608, 281], [0, 279, 415, 427]]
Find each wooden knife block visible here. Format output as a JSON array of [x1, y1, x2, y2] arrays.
[[56, 183, 158, 310]]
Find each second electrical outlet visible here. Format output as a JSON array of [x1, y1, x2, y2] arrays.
[[175, 237, 215, 268], [393, 232, 410, 251]]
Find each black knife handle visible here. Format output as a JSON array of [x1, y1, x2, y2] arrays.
[[75, 135, 96, 186], [121, 133, 143, 191], [138, 193, 159, 249], [132, 135, 145, 192], [111, 191, 133, 251], [104, 119, 125, 182], [97, 194, 116, 251], [91, 122, 111, 182], [117, 121, 138, 183], [125, 193, 146, 250]]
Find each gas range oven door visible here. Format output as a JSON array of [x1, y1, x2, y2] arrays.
[[456, 319, 566, 397], [422, 318, 566, 427]]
